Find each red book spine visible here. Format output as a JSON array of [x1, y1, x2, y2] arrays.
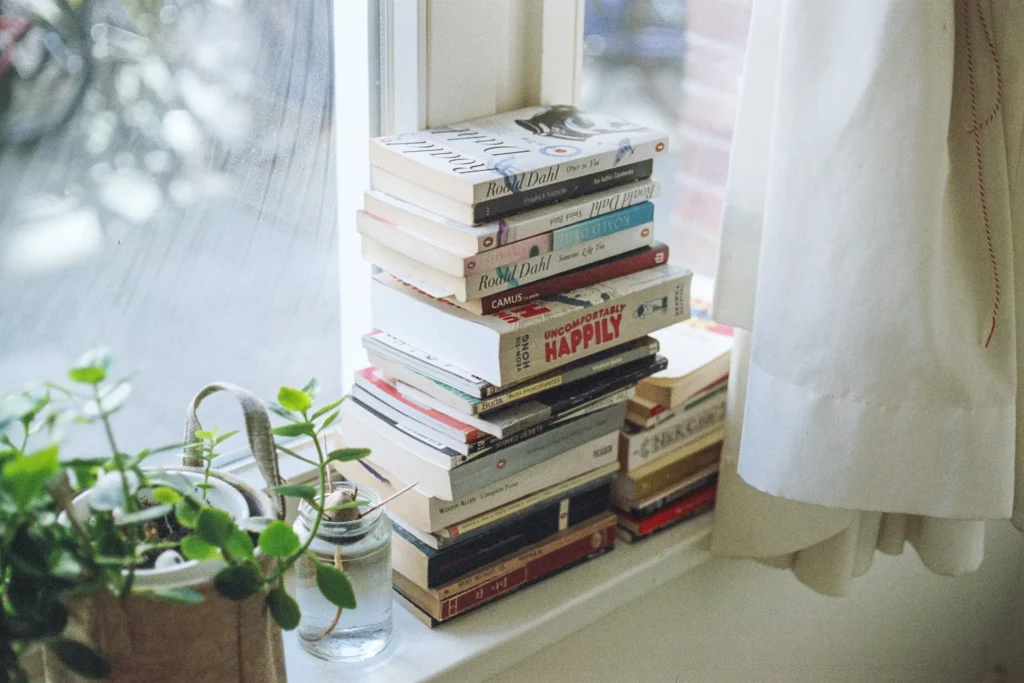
[[477, 243, 670, 314], [356, 367, 484, 441], [439, 521, 617, 620], [633, 484, 718, 536]]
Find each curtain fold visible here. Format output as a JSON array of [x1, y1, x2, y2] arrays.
[[710, 0, 1024, 595]]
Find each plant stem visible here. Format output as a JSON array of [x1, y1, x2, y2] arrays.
[[94, 385, 138, 597], [275, 444, 318, 468]]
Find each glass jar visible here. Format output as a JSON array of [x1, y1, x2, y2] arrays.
[[292, 482, 393, 662]]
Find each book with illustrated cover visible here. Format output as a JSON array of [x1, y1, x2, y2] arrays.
[[391, 478, 612, 588], [363, 180, 659, 254], [357, 202, 654, 277], [333, 430, 619, 532], [369, 105, 667, 213], [389, 464, 618, 550], [361, 222, 654, 302], [619, 381, 728, 471], [393, 512, 617, 623], [635, 298, 734, 409], [340, 398, 625, 500], [364, 331, 658, 406], [370, 265, 691, 386]]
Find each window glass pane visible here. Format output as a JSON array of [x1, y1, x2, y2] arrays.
[[0, 0, 340, 459], [582, 0, 751, 280]]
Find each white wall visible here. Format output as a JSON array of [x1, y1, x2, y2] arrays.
[[489, 520, 1024, 683]]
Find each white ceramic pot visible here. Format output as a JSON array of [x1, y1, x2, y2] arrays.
[[62, 469, 253, 590]]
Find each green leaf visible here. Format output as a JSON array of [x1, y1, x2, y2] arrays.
[[196, 508, 235, 546], [49, 639, 113, 679], [301, 378, 320, 401], [194, 430, 214, 440], [144, 587, 205, 604], [266, 584, 301, 630], [266, 403, 299, 422], [278, 386, 311, 413], [180, 535, 221, 561], [326, 448, 371, 464], [271, 484, 317, 503], [67, 366, 106, 385], [152, 487, 181, 504], [214, 429, 240, 445], [213, 564, 263, 601], [271, 422, 314, 438], [316, 563, 357, 609], [2, 445, 59, 509], [175, 498, 201, 529], [323, 499, 370, 512], [258, 521, 301, 558], [311, 397, 345, 421], [224, 528, 255, 560], [319, 410, 340, 431]]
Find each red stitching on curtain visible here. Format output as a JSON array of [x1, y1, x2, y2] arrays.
[[963, 0, 1003, 348]]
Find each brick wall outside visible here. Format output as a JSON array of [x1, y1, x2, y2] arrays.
[[671, 0, 751, 277]]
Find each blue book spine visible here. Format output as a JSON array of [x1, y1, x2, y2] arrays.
[[550, 201, 654, 250]]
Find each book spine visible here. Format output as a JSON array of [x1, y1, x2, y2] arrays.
[[463, 224, 653, 300], [632, 485, 717, 536], [619, 443, 723, 500], [365, 330, 493, 397], [443, 464, 618, 538], [624, 471, 719, 518], [473, 160, 653, 223], [550, 202, 654, 250], [493, 268, 691, 385], [475, 244, 669, 315], [426, 482, 611, 586], [438, 516, 617, 615], [357, 369, 484, 442], [490, 180, 659, 248], [620, 388, 727, 470], [472, 140, 666, 204]]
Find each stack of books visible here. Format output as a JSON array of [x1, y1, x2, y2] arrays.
[[335, 105, 692, 626], [613, 299, 734, 542]]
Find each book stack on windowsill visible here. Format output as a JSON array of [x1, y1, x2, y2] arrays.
[[334, 105, 692, 626], [613, 300, 734, 543]]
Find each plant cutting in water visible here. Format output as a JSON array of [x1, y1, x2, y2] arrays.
[[0, 347, 386, 681]]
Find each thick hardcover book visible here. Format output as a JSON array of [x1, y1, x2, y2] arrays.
[[396, 354, 664, 439], [392, 512, 618, 621], [364, 331, 658, 405], [363, 180, 659, 254], [612, 463, 719, 518], [341, 397, 625, 500], [390, 464, 618, 550], [358, 203, 654, 277], [371, 265, 692, 386], [450, 243, 670, 315], [361, 222, 654, 302], [333, 430, 620, 532], [616, 484, 717, 539], [619, 381, 728, 471], [392, 478, 612, 587], [613, 435, 723, 501], [369, 106, 668, 204], [636, 299, 735, 409]]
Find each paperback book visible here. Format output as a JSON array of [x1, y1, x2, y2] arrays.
[[364, 331, 659, 406], [369, 105, 668, 207], [362, 180, 659, 253], [611, 462, 719, 518], [612, 434, 723, 501], [370, 265, 692, 386], [616, 484, 717, 542]]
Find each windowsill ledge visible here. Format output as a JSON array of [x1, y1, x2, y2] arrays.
[[283, 513, 714, 683]]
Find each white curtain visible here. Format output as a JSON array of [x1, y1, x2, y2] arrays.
[[710, 0, 1024, 596]]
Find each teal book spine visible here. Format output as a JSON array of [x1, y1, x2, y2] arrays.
[[550, 202, 654, 250]]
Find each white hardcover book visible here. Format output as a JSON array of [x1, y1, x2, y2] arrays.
[[363, 180, 659, 253], [360, 222, 654, 302], [369, 105, 669, 205], [370, 265, 692, 386], [334, 430, 620, 532]]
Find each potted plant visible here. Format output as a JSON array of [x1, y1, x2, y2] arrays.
[[0, 348, 373, 682]]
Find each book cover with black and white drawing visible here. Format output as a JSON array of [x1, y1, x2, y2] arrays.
[[369, 105, 668, 206]]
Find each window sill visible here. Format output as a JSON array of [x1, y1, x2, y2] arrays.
[[282, 513, 714, 683]]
